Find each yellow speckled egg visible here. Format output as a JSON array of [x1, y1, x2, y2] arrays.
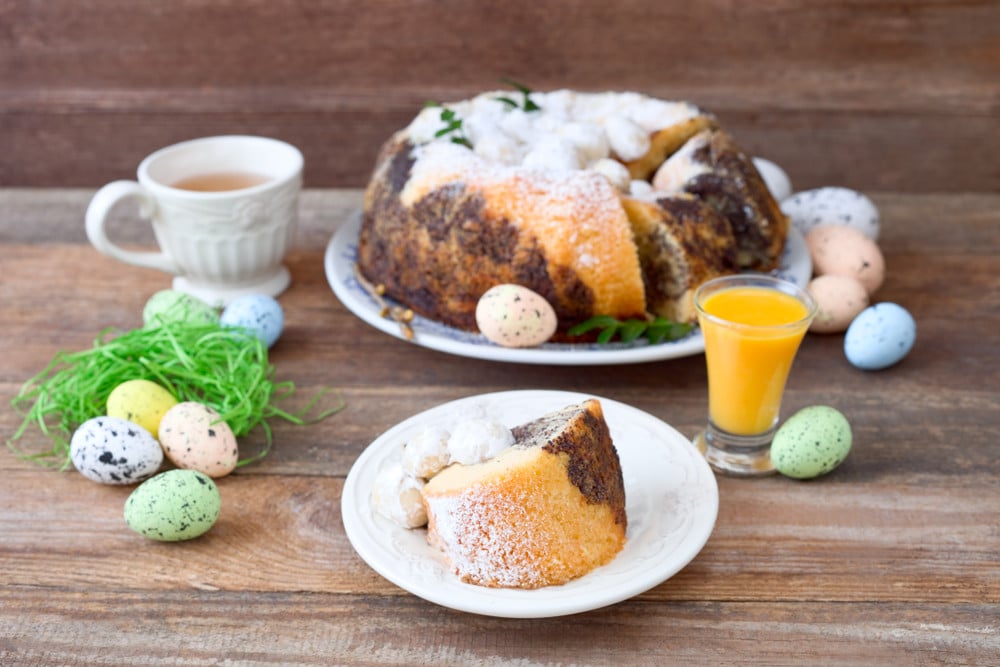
[[106, 379, 178, 440], [475, 284, 558, 348], [808, 274, 870, 334], [158, 402, 239, 478], [806, 224, 885, 295]]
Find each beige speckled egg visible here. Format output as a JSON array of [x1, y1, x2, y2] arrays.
[[806, 224, 885, 295], [158, 402, 239, 478], [808, 275, 870, 334], [475, 284, 558, 348]]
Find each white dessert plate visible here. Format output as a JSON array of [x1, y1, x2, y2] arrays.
[[325, 213, 811, 365], [340, 390, 719, 618]]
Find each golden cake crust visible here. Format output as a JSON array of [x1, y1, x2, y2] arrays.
[[421, 399, 626, 589]]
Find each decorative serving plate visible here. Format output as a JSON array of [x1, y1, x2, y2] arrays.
[[341, 390, 719, 618], [325, 213, 811, 365]]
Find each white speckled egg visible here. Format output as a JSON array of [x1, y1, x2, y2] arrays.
[[844, 303, 916, 370], [124, 469, 221, 541], [808, 275, 870, 334], [806, 224, 885, 295], [220, 294, 284, 348], [70, 416, 163, 485], [772, 406, 852, 479], [143, 290, 219, 328], [752, 157, 792, 201], [475, 284, 558, 348], [781, 187, 880, 239], [158, 402, 239, 478], [106, 379, 178, 440]]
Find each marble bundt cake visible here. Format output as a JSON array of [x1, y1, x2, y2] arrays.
[[421, 399, 626, 589], [357, 89, 787, 338]]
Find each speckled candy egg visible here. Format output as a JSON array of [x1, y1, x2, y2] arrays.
[[752, 157, 792, 201], [781, 187, 880, 239], [70, 416, 163, 485], [772, 406, 852, 479], [220, 294, 284, 348], [143, 290, 219, 327], [806, 224, 886, 295], [106, 379, 178, 440], [475, 284, 558, 348], [844, 302, 916, 370], [808, 274, 870, 334], [158, 402, 239, 478], [124, 469, 221, 541]]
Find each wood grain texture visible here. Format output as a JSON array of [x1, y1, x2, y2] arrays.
[[0, 189, 998, 664], [2, 1, 998, 191]]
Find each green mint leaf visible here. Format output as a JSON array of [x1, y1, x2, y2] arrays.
[[596, 326, 619, 345], [569, 314, 692, 345], [567, 315, 621, 336], [619, 319, 647, 343]]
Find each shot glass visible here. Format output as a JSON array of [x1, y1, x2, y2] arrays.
[[692, 274, 817, 476]]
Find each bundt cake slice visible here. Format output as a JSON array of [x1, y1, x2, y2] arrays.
[[653, 128, 789, 272], [421, 399, 627, 589], [623, 193, 740, 323]]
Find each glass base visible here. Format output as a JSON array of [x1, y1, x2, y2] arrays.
[[693, 424, 777, 477]]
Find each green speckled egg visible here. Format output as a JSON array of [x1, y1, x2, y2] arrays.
[[124, 469, 221, 541], [143, 289, 219, 328], [771, 406, 852, 479]]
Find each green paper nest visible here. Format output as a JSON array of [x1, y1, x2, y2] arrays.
[[8, 320, 344, 470]]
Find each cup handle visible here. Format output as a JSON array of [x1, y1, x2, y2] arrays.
[[85, 180, 179, 275]]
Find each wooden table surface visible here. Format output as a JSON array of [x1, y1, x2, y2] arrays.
[[1, 188, 997, 666]]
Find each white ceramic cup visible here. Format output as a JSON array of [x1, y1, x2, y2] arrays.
[[85, 135, 303, 305]]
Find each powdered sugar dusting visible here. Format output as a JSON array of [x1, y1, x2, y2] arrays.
[[426, 482, 551, 588]]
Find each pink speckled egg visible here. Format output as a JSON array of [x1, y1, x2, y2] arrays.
[[806, 224, 885, 295], [158, 402, 239, 478], [475, 284, 557, 348], [808, 274, 870, 334]]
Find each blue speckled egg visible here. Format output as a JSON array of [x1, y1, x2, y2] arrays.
[[124, 469, 221, 541], [772, 406, 852, 479], [220, 294, 284, 348], [70, 416, 163, 485], [781, 187, 880, 240], [844, 303, 916, 370]]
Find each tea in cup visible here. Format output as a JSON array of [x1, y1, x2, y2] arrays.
[[85, 135, 303, 305]]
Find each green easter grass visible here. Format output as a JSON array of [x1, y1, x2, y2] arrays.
[[8, 321, 344, 470]]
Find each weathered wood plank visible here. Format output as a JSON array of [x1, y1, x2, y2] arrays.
[[2, 1, 998, 190], [1, 590, 996, 666], [0, 468, 996, 605]]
